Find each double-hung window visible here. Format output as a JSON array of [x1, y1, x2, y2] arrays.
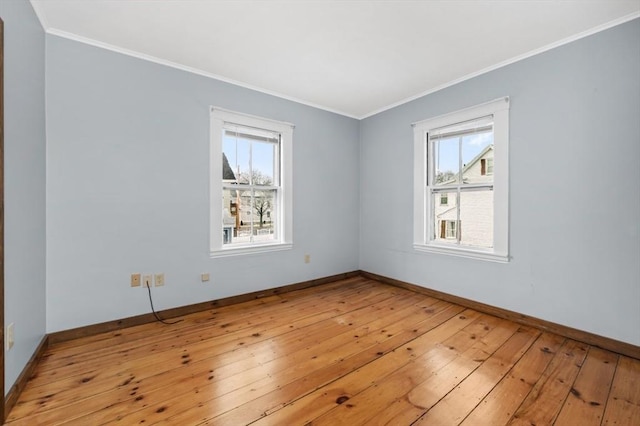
[[413, 97, 510, 262], [210, 107, 293, 256]]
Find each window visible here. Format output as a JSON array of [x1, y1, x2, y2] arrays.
[[413, 97, 509, 262], [210, 107, 293, 256], [444, 220, 458, 239], [481, 158, 494, 176]]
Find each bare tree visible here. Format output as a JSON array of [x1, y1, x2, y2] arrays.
[[238, 170, 273, 228], [253, 193, 271, 228], [238, 170, 272, 186], [435, 170, 456, 184]]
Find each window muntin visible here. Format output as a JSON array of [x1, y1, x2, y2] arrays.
[[222, 126, 279, 246], [211, 108, 293, 256], [413, 97, 509, 262], [429, 117, 494, 248]]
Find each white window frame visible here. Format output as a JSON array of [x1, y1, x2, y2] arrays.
[[413, 97, 510, 262], [210, 107, 293, 257]]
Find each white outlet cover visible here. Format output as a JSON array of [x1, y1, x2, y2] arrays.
[[155, 273, 165, 286]]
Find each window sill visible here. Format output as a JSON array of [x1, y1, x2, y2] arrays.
[[210, 242, 293, 258], [413, 243, 509, 263]]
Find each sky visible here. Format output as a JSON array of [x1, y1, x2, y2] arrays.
[[223, 129, 491, 183], [435, 132, 493, 174], [223, 134, 277, 183]]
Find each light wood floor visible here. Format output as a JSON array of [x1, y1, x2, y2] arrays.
[[5, 277, 640, 425]]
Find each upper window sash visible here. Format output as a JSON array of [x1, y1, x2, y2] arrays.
[[428, 116, 493, 141]]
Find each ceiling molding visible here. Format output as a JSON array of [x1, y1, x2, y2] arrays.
[[43, 28, 360, 120], [31, 3, 639, 120], [361, 11, 640, 119]]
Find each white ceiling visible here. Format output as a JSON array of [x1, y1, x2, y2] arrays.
[[30, 1, 640, 118]]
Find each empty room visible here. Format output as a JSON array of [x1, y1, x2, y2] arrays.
[[1, 0, 639, 424]]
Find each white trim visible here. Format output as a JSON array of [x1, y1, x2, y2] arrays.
[[210, 107, 293, 256], [43, 29, 359, 119], [361, 12, 640, 119], [413, 97, 509, 128], [211, 107, 294, 131], [33, 7, 638, 121], [413, 244, 509, 264], [210, 242, 293, 258], [413, 97, 509, 262]]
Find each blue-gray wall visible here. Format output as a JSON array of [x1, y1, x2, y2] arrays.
[[2, 3, 638, 398], [45, 35, 361, 332], [1, 0, 47, 393], [360, 18, 640, 346]]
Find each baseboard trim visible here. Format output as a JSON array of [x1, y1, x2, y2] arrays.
[[4, 335, 49, 420], [360, 270, 640, 360], [48, 271, 360, 344]]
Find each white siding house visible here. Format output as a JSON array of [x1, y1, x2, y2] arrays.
[[434, 145, 494, 248]]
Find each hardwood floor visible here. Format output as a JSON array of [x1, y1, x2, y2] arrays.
[[5, 277, 640, 425]]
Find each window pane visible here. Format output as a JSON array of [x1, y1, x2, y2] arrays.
[[236, 189, 254, 243], [433, 136, 459, 185], [461, 130, 493, 184], [222, 132, 250, 184], [222, 187, 240, 245], [252, 140, 278, 186], [459, 189, 493, 248], [250, 189, 277, 243], [432, 191, 457, 243]]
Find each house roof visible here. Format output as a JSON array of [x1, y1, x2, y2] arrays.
[[463, 144, 494, 173], [222, 153, 236, 181], [439, 144, 494, 185]]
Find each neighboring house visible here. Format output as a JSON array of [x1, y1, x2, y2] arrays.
[[434, 145, 494, 248], [221, 153, 274, 244], [222, 153, 238, 243]]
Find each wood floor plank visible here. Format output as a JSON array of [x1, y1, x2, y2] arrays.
[[554, 346, 618, 426], [21, 279, 387, 394], [460, 332, 565, 426], [218, 304, 468, 425], [301, 313, 514, 426], [102, 297, 457, 425], [412, 326, 541, 426], [35, 278, 377, 373], [8, 282, 410, 422], [48, 276, 368, 353], [5, 278, 639, 426], [204, 301, 464, 426], [602, 355, 640, 425], [508, 339, 589, 425], [346, 317, 523, 426]]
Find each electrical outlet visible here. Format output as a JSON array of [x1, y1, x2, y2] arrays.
[[304, 254, 311, 264], [143, 275, 152, 287], [131, 273, 141, 287], [155, 273, 165, 287], [201, 273, 210, 282], [7, 323, 15, 351]]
